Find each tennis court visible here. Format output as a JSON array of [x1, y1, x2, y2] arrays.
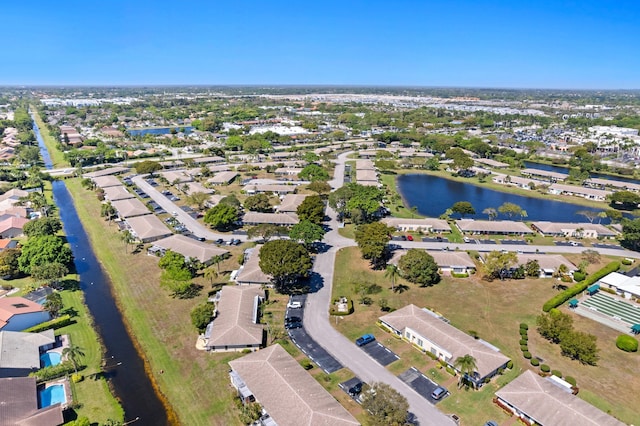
[[580, 293, 640, 325]]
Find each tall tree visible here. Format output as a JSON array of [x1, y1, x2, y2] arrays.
[[18, 236, 73, 275], [398, 249, 440, 286], [62, 344, 86, 373], [483, 207, 498, 221], [23, 217, 62, 237], [288, 220, 325, 249], [354, 222, 393, 269], [537, 310, 574, 344], [498, 202, 523, 219], [296, 195, 325, 224], [384, 264, 400, 292], [299, 164, 330, 181], [43, 292, 64, 317], [453, 354, 478, 388], [483, 250, 517, 280], [247, 223, 285, 242], [259, 240, 312, 293], [361, 382, 409, 426], [185, 191, 210, 211], [204, 204, 239, 230], [244, 194, 272, 212], [451, 201, 475, 218]]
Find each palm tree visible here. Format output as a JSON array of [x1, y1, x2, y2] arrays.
[[453, 354, 478, 389], [385, 264, 400, 292], [120, 230, 135, 253], [204, 266, 218, 287], [62, 344, 86, 374]]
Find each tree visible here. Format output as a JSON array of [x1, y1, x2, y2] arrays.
[[23, 217, 62, 237], [62, 343, 86, 373], [621, 218, 640, 251], [524, 259, 540, 277], [537, 309, 573, 344], [120, 230, 135, 253], [577, 210, 599, 224], [398, 249, 440, 286], [288, 220, 325, 249], [133, 160, 162, 175], [191, 303, 213, 332], [354, 222, 392, 269], [296, 195, 325, 224], [204, 204, 239, 230], [31, 262, 69, 285], [219, 194, 241, 208], [0, 248, 21, 278], [483, 207, 498, 221], [610, 191, 640, 210], [560, 330, 599, 365], [101, 202, 117, 223], [185, 192, 210, 211], [306, 181, 332, 196], [451, 201, 475, 218], [244, 194, 272, 212], [203, 266, 218, 286], [160, 266, 193, 297], [385, 264, 401, 291], [17, 146, 41, 166], [259, 240, 312, 293], [483, 250, 517, 279], [581, 249, 601, 264], [498, 202, 523, 219], [18, 236, 73, 275], [247, 223, 285, 242], [158, 250, 189, 272], [453, 354, 478, 388], [605, 209, 623, 223], [361, 382, 409, 426], [299, 164, 330, 182], [43, 292, 64, 317]]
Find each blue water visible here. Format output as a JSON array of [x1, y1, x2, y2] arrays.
[[39, 385, 66, 407], [127, 126, 193, 136], [397, 174, 608, 223], [40, 352, 62, 367], [523, 161, 640, 185]]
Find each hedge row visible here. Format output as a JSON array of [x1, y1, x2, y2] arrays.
[[542, 261, 620, 312], [23, 315, 74, 333], [30, 361, 75, 382]]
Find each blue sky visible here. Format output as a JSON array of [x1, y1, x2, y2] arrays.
[[2, 0, 639, 88]]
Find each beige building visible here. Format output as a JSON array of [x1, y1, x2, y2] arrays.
[[382, 217, 450, 233], [456, 219, 534, 236]]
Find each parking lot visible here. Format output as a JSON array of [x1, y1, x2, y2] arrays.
[[593, 243, 624, 250], [554, 241, 584, 247], [339, 377, 364, 403], [422, 237, 449, 243], [359, 341, 400, 366], [398, 367, 448, 404], [501, 239, 527, 245]]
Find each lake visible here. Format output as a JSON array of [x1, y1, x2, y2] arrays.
[[127, 126, 193, 136], [397, 173, 609, 222], [523, 161, 640, 185]]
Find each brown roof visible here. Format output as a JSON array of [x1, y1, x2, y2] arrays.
[[151, 235, 228, 264], [277, 194, 308, 213], [125, 215, 172, 241], [102, 186, 134, 201], [495, 370, 625, 426], [0, 217, 29, 234], [91, 175, 122, 188], [83, 166, 129, 178], [242, 212, 299, 225], [380, 305, 509, 378], [205, 286, 264, 348], [0, 297, 45, 325], [229, 344, 359, 426], [0, 377, 63, 426], [0, 189, 29, 203], [112, 198, 150, 218], [235, 246, 271, 285]]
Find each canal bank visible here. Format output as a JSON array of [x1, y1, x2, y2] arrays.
[[33, 115, 173, 425]]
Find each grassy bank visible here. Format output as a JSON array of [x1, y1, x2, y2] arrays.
[[31, 106, 69, 168]]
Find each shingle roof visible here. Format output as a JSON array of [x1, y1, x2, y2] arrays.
[[151, 234, 228, 263], [91, 175, 122, 188], [205, 286, 264, 348], [531, 221, 617, 237], [207, 171, 238, 185], [456, 219, 534, 234], [515, 254, 576, 271], [103, 185, 134, 201], [235, 247, 271, 285], [112, 198, 150, 218], [0, 330, 55, 370], [380, 305, 509, 378], [242, 212, 299, 225], [229, 344, 360, 426], [125, 215, 172, 241], [0, 298, 45, 328], [382, 217, 451, 232], [277, 194, 308, 213], [0, 377, 64, 426], [495, 370, 625, 426]]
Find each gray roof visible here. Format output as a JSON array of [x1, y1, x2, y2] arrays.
[[235, 247, 271, 285], [242, 212, 299, 225], [0, 330, 55, 370], [103, 185, 134, 201], [112, 198, 150, 218], [521, 168, 568, 180], [531, 221, 618, 237], [390, 250, 476, 269], [0, 377, 64, 426], [125, 215, 172, 241], [83, 166, 129, 178], [207, 171, 239, 185], [91, 175, 122, 188], [205, 286, 264, 348], [456, 219, 534, 234], [151, 234, 229, 264], [495, 370, 625, 426], [277, 194, 308, 213], [515, 254, 576, 272], [229, 344, 359, 426], [382, 217, 451, 232]]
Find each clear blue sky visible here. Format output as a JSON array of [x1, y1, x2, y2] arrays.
[[2, 0, 639, 89]]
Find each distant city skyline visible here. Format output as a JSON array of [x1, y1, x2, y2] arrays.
[[3, 0, 639, 89]]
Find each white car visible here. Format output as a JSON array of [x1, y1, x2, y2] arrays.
[[287, 301, 302, 309]]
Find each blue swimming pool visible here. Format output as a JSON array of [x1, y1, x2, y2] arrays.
[[40, 352, 62, 367], [39, 384, 66, 407]]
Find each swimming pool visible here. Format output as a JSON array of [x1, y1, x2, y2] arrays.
[[40, 352, 62, 367], [39, 384, 66, 407]]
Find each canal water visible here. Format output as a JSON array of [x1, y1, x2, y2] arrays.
[[523, 161, 640, 185], [398, 173, 609, 223], [33, 116, 170, 425]]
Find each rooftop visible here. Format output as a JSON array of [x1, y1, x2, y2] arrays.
[[151, 234, 229, 264], [204, 286, 264, 348]]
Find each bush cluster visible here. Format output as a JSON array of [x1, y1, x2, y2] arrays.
[[540, 364, 550, 373], [565, 376, 577, 386], [542, 261, 620, 312], [615, 334, 639, 352], [30, 361, 75, 382], [24, 315, 74, 333], [572, 271, 586, 282], [523, 351, 532, 359], [530, 358, 540, 366], [552, 370, 562, 377]]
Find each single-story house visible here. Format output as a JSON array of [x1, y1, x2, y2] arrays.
[[515, 254, 576, 278], [202, 286, 264, 352], [597, 272, 640, 299], [112, 198, 150, 219], [102, 185, 134, 202], [531, 221, 618, 239], [0, 188, 29, 204], [242, 184, 297, 195], [276, 194, 308, 213], [495, 370, 624, 426], [492, 174, 538, 190], [192, 156, 225, 165], [355, 159, 376, 170], [159, 170, 192, 184], [242, 212, 299, 226], [382, 217, 451, 233], [548, 183, 611, 202], [204, 194, 225, 209], [0, 297, 50, 332], [182, 181, 214, 195], [584, 177, 640, 193], [0, 330, 55, 378], [235, 246, 271, 285], [149, 234, 229, 265], [475, 158, 509, 169], [125, 215, 172, 243], [274, 168, 303, 177], [207, 164, 231, 173], [356, 169, 378, 183], [456, 219, 534, 236], [0, 206, 29, 219], [91, 175, 122, 188], [228, 344, 359, 426], [0, 216, 30, 238], [379, 304, 510, 387], [0, 239, 19, 251], [0, 377, 64, 425], [390, 250, 476, 275], [83, 166, 129, 178], [207, 171, 238, 186], [521, 168, 568, 182]]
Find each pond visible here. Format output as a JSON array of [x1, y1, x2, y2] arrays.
[[523, 161, 640, 185], [397, 173, 609, 222]]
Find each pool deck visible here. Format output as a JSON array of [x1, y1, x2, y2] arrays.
[[43, 378, 72, 410], [45, 334, 70, 357]]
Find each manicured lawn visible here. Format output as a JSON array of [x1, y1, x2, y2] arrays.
[[379, 173, 422, 219], [31, 107, 69, 168], [331, 246, 640, 425]]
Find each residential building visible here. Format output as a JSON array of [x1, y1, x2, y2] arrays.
[[235, 246, 271, 285], [83, 166, 129, 178], [112, 198, 150, 219], [0, 377, 64, 426], [242, 184, 297, 195], [475, 158, 509, 168], [148, 234, 229, 265], [102, 185, 134, 202], [0, 330, 55, 378], [207, 171, 238, 186], [495, 370, 624, 426], [228, 344, 359, 426], [521, 168, 568, 182], [277, 194, 308, 213], [597, 272, 640, 299], [242, 212, 299, 226], [125, 215, 172, 243], [0, 297, 50, 332], [390, 250, 476, 275], [515, 254, 576, 278], [0, 216, 30, 238], [548, 183, 611, 201], [531, 221, 617, 239], [455, 219, 534, 236], [382, 217, 451, 233], [91, 175, 122, 189], [202, 286, 264, 352], [379, 304, 509, 387]]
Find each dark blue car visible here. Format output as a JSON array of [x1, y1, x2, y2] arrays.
[[355, 334, 375, 347]]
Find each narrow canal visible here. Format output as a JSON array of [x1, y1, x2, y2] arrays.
[[32, 115, 170, 425]]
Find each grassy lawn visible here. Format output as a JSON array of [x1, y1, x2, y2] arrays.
[[379, 173, 421, 219], [31, 107, 69, 168], [331, 246, 640, 425]]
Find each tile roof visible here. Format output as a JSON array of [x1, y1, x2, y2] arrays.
[[205, 286, 264, 348]]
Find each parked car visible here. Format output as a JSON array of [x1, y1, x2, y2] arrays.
[[287, 300, 302, 309], [431, 386, 447, 400], [406, 235, 413, 241], [348, 381, 363, 396], [214, 238, 224, 245], [285, 316, 301, 324], [355, 334, 375, 347], [483, 422, 498, 426], [285, 320, 302, 330]]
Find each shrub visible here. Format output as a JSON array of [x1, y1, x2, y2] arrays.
[[520, 345, 529, 351], [572, 271, 586, 282], [565, 376, 577, 386], [543, 261, 620, 312], [497, 368, 504, 375], [445, 366, 457, 376], [530, 358, 539, 366], [520, 329, 528, 337], [300, 359, 314, 370], [521, 333, 528, 341], [519, 339, 528, 346], [519, 323, 529, 330], [540, 364, 550, 373], [506, 360, 513, 369], [552, 370, 562, 377], [622, 258, 633, 265], [23, 315, 74, 333], [71, 373, 84, 383], [451, 272, 469, 278], [30, 361, 75, 382], [616, 334, 639, 352], [523, 351, 532, 359]]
